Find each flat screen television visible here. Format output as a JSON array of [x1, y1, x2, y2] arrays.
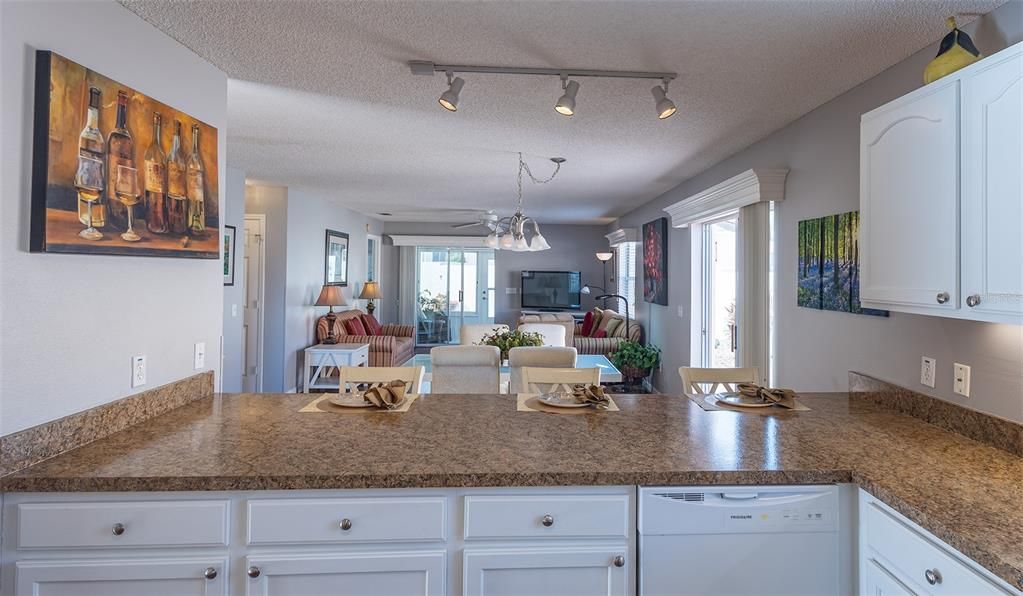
[[521, 271, 582, 310]]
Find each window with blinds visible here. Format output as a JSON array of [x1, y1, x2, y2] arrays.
[[616, 241, 638, 318]]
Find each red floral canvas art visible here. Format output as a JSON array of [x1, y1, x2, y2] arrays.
[[643, 217, 668, 305]]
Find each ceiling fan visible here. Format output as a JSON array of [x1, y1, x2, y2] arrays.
[[451, 210, 499, 230]]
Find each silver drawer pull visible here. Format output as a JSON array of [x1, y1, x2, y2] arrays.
[[111, 523, 125, 536], [925, 568, 942, 585], [936, 292, 950, 304], [613, 555, 625, 568], [203, 567, 217, 580], [966, 294, 981, 307], [247, 566, 261, 579], [339, 518, 353, 531], [541, 514, 554, 527]]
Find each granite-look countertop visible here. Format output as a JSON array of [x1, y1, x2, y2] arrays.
[[2, 392, 1021, 589]]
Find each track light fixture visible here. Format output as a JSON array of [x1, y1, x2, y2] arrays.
[[555, 77, 580, 116], [438, 72, 464, 112], [651, 79, 677, 119], [411, 60, 677, 120]]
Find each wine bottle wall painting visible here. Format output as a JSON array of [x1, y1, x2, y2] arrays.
[[30, 51, 219, 259]]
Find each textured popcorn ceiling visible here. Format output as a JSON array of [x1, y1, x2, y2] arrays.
[[121, 0, 1000, 224]]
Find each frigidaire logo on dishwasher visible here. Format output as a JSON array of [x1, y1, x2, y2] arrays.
[[729, 514, 752, 520]]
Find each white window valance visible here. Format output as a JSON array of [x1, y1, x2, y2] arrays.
[[663, 168, 788, 228], [605, 228, 638, 247], [386, 235, 487, 248]]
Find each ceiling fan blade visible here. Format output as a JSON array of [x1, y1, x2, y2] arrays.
[[451, 221, 482, 229]]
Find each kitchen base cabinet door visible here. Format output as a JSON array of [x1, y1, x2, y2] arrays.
[[863, 559, 918, 596], [15, 558, 228, 596], [462, 547, 628, 596], [244, 551, 445, 596]]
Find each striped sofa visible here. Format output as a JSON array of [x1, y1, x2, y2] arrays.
[[315, 309, 415, 367], [518, 310, 643, 356]]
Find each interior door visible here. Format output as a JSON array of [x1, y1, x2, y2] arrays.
[[243, 215, 265, 392], [701, 213, 738, 368]]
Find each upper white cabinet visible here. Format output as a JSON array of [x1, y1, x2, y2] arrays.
[[860, 41, 1023, 324], [962, 47, 1023, 320]]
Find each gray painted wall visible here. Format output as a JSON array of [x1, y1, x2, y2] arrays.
[[244, 185, 288, 392], [221, 167, 246, 392], [381, 222, 612, 326], [610, 1, 1023, 422], [1, 0, 227, 435]]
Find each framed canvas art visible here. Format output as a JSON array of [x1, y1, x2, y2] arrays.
[[797, 210, 887, 317], [643, 217, 668, 305], [325, 229, 349, 286], [223, 225, 236, 286], [30, 50, 219, 258]]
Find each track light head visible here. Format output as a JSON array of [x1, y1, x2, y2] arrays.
[[651, 82, 677, 120], [555, 79, 580, 116], [439, 74, 465, 112]]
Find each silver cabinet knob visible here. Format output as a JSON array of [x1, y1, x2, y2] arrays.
[[925, 568, 942, 585], [966, 294, 981, 307], [339, 518, 352, 531], [936, 292, 950, 304], [247, 566, 261, 579], [203, 567, 217, 580], [541, 514, 554, 527], [613, 555, 626, 568], [111, 523, 125, 536]]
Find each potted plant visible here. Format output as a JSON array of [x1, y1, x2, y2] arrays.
[[479, 328, 545, 362], [609, 340, 661, 385]]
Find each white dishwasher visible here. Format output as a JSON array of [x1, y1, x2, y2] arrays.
[[639, 485, 841, 595]]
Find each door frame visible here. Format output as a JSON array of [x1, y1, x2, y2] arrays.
[[697, 211, 740, 368], [243, 214, 266, 393]]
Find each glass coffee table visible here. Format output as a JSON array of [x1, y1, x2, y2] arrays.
[[402, 353, 621, 392]]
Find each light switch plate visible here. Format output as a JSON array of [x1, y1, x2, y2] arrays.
[[505, 287, 517, 294], [231, 304, 238, 317], [194, 342, 206, 370], [920, 356, 936, 388], [953, 363, 971, 397], [132, 355, 146, 388]]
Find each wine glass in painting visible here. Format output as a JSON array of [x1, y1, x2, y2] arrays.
[[74, 156, 104, 241], [114, 165, 142, 242]]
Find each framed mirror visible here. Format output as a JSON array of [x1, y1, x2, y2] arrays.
[[324, 229, 349, 286]]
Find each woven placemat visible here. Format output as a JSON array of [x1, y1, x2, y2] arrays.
[[300, 393, 419, 413], [686, 393, 810, 413], [516, 393, 619, 415]]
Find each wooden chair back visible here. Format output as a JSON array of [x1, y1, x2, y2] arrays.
[[678, 367, 759, 394], [521, 367, 600, 394], [338, 366, 424, 395]]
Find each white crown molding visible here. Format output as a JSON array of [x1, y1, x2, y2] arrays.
[[663, 168, 788, 228], [386, 234, 488, 248], [605, 228, 638, 247]]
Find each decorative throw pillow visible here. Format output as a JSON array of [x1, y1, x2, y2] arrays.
[[603, 317, 623, 338], [612, 317, 630, 338], [361, 314, 383, 336], [587, 307, 605, 337], [592, 329, 608, 339], [345, 317, 367, 336], [580, 311, 596, 336]]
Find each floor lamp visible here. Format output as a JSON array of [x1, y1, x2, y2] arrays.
[[595, 252, 614, 307]]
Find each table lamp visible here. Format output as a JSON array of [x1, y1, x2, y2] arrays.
[[315, 285, 347, 344], [359, 281, 382, 315]]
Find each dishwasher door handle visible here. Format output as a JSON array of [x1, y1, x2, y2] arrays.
[[720, 492, 759, 500]]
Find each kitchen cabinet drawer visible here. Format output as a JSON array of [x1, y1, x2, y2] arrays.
[[246, 496, 446, 545], [463, 494, 629, 540], [863, 500, 1012, 595], [16, 500, 230, 549]]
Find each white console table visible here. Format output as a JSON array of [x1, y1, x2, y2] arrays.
[[302, 343, 369, 393]]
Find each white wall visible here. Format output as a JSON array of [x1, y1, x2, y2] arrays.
[[243, 184, 288, 392], [611, 1, 1023, 422], [221, 167, 246, 392], [0, 0, 227, 436]]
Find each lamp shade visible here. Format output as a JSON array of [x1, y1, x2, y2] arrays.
[[595, 252, 614, 262], [314, 285, 347, 307], [358, 281, 382, 300]]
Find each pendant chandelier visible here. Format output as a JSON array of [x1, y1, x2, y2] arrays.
[[484, 153, 564, 251]]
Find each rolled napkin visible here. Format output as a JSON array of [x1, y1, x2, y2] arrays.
[[571, 384, 611, 410], [736, 382, 799, 409], [361, 380, 408, 410]]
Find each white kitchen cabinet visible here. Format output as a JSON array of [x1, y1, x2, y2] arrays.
[[860, 41, 1023, 323], [14, 557, 228, 596], [462, 547, 628, 596], [244, 551, 445, 596], [860, 77, 960, 313], [961, 45, 1023, 322], [863, 558, 918, 596]]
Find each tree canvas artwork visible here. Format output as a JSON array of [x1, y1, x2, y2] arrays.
[[642, 217, 668, 305], [798, 210, 887, 317]]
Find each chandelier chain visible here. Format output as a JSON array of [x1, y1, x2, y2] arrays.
[[516, 152, 561, 212]]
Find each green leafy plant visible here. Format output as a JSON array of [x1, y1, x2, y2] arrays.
[[478, 328, 545, 360], [418, 290, 447, 318], [609, 340, 661, 381]]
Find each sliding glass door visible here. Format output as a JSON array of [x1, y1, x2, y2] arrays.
[[415, 247, 495, 345]]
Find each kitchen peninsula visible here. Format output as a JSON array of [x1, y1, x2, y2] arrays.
[[1, 374, 1021, 595]]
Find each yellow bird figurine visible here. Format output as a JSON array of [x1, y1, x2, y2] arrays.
[[924, 17, 983, 84]]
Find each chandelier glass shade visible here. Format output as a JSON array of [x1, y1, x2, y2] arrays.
[[484, 153, 561, 252]]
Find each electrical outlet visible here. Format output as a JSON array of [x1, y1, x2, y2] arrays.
[[953, 363, 971, 397], [677, 305, 685, 318], [920, 356, 936, 388], [132, 355, 146, 388], [194, 342, 206, 370]]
